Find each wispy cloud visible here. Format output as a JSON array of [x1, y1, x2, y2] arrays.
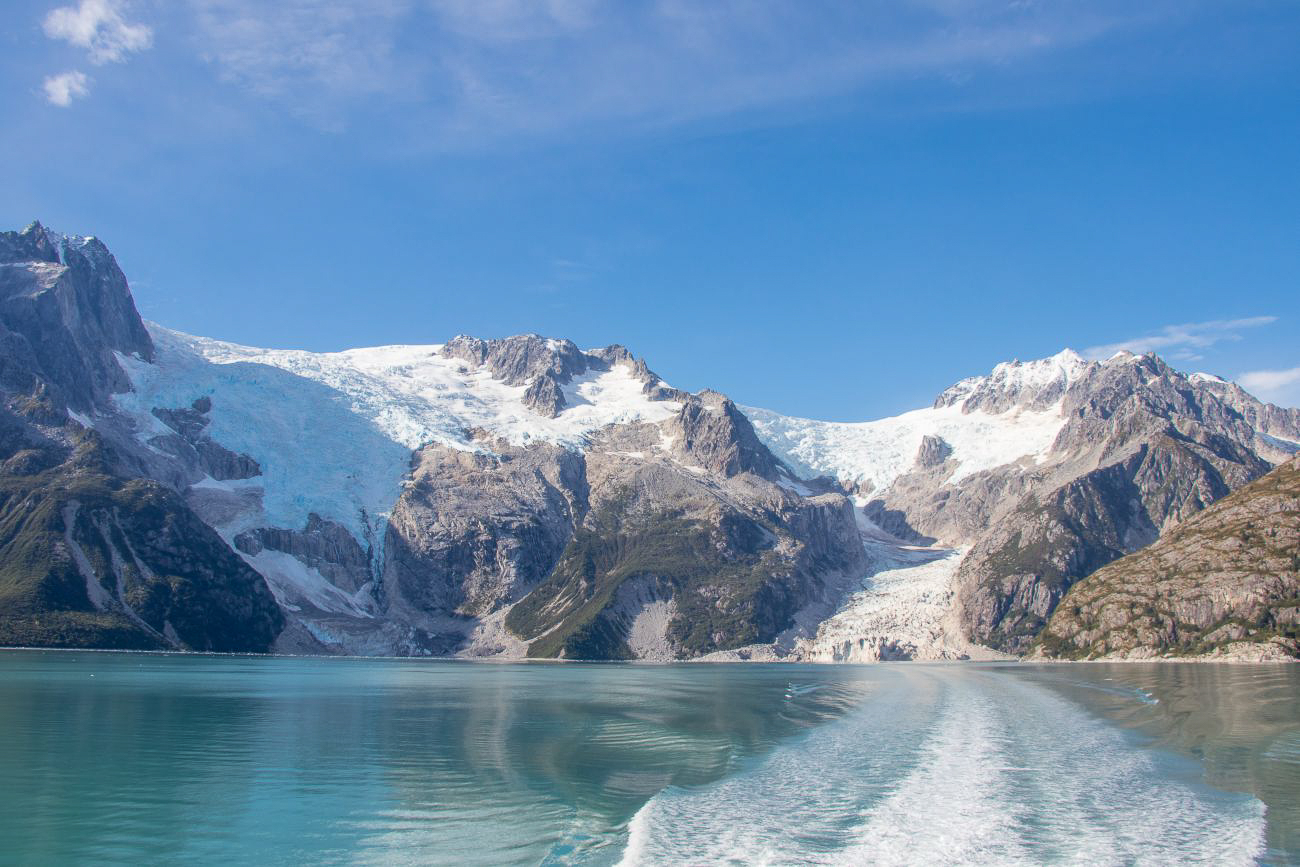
[[1083, 316, 1278, 362], [44, 0, 152, 64], [1237, 366, 1300, 408], [181, 0, 1156, 143], [42, 70, 91, 106]]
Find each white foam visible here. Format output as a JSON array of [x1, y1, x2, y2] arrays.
[[618, 667, 1266, 866]]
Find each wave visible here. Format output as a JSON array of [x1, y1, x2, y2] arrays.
[[618, 667, 1266, 866]]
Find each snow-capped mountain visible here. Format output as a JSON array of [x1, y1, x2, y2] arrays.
[[747, 345, 1299, 659], [2, 221, 1297, 660]]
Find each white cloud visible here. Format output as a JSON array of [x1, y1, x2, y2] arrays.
[[44, 0, 153, 65], [1237, 366, 1300, 409], [43, 70, 91, 106], [1083, 316, 1278, 362]]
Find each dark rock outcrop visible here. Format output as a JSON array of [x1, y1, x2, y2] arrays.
[[671, 392, 780, 480], [236, 513, 373, 594], [522, 372, 567, 417], [915, 434, 952, 469], [151, 397, 261, 481], [0, 222, 153, 412]]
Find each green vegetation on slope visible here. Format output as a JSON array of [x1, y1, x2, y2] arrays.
[[0, 437, 284, 652], [1034, 458, 1300, 660], [506, 493, 792, 659]]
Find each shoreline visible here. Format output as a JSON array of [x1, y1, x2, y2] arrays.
[[1, 645, 1294, 665]]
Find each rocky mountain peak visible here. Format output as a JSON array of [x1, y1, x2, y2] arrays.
[[439, 332, 686, 417], [672, 391, 781, 479], [0, 222, 62, 265], [441, 333, 590, 386], [934, 348, 1089, 414], [0, 221, 154, 411]]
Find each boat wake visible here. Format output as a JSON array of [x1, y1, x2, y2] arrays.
[[617, 667, 1266, 866]]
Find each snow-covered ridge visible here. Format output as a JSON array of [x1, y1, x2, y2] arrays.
[[176, 328, 681, 451], [113, 325, 682, 547], [934, 348, 1087, 411], [746, 401, 1067, 494], [745, 349, 1098, 494]]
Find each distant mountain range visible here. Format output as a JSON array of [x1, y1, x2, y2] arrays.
[[1, 222, 1296, 660]]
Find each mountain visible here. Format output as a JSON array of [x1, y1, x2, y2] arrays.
[[748, 349, 1300, 659], [1, 223, 869, 658], [1032, 456, 1300, 660], [1, 221, 1296, 660], [0, 223, 282, 651]]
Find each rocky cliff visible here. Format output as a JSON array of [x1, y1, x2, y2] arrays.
[[1032, 456, 1300, 660]]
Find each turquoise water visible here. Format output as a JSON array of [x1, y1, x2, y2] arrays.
[[0, 653, 1295, 865]]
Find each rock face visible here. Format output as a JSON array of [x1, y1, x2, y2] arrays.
[[382, 435, 586, 624], [1033, 457, 1300, 660], [952, 355, 1277, 652], [671, 392, 780, 480], [371, 412, 866, 659], [914, 435, 952, 469], [502, 421, 866, 659], [0, 222, 153, 412], [0, 223, 282, 650]]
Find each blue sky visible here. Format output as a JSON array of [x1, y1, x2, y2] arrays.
[[3, 1, 1298, 419]]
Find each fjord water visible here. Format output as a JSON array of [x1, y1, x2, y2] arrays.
[[0, 654, 1295, 866]]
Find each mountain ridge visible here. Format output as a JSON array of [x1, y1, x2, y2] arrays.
[[1, 221, 1296, 661]]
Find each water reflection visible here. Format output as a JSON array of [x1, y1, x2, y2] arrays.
[[1, 654, 1295, 865], [0, 654, 870, 865]]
